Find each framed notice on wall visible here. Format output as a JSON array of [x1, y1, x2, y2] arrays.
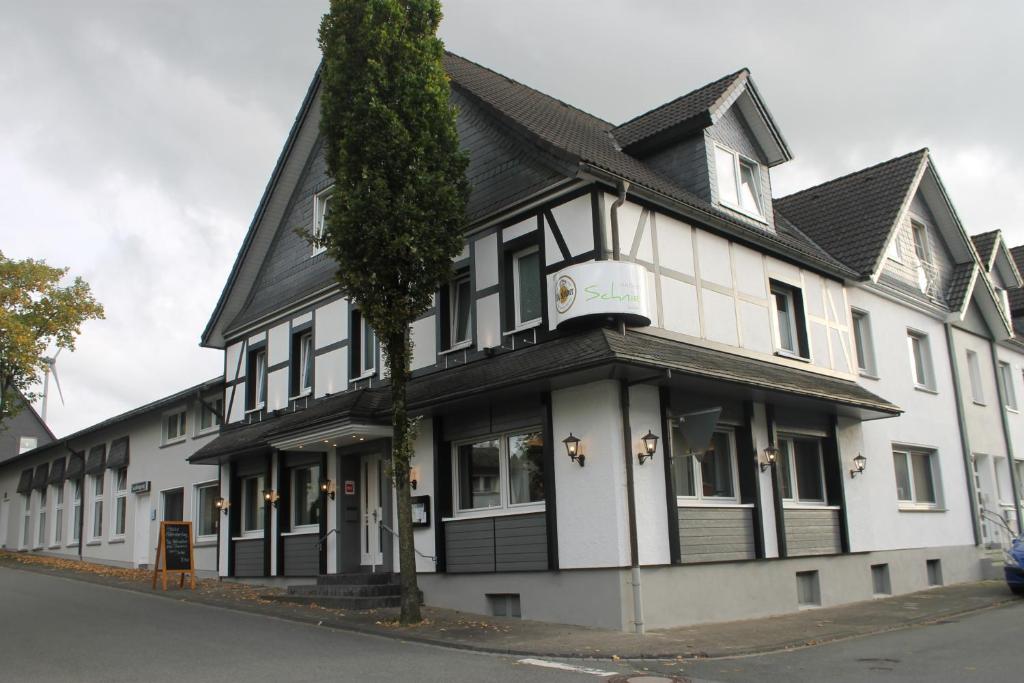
[[410, 495, 430, 528]]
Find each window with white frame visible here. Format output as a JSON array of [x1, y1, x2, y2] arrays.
[[885, 233, 903, 263], [999, 361, 1017, 411], [777, 434, 827, 504], [21, 494, 31, 549], [113, 467, 127, 538], [714, 144, 764, 218], [512, 247, 542, 329], [71, 480, 82, 543], [907, 330, 935, 390], [454, 430, 545, 513], [851, 309, 876, 375], [194, 482, 219, 540], [994, 457, 1014, 504], [350, 310, 376, 378], [449, 270, 473, 348], [164, 408, 188, 444], [198, 395, 224, 433], [312, 187, 331, 255], [291, 464, 321, 531], [966, 350, 985, 404], [892, 447, 938, 506], [241, 474, 266, 535], [249, 349, 268, 409], [770, 280, 808, 357], [911, 220, 931, 292], [53, 484, 64, 545], [671, 429, 739, 502], [298, 331, 314, 395], [90, 472, 104, 540], [37, 488, 47, 548]]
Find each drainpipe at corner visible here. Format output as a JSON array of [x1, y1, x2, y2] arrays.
[[619, 379, 645, 635], [609, 181, 631, 337], [988, 341, 1024, 533], [944, 324, 982, 546]]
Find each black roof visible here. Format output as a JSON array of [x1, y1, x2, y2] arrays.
[[945, 262, 977, 313], [1010, 245, 1024, 315], [774, 149, 928, 277], [972, 230, 1000, 271], [191, 328, 898, 464]]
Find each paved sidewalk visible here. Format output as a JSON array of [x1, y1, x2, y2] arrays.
[[0, 551, 1017, 660]]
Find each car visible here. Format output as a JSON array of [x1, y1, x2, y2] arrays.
[[1006, 536, 1024, 596]]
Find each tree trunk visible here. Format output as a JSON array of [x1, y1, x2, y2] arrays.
[[386, 329, 422, 624]]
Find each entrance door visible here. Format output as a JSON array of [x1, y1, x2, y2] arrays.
[[0, 499, 9, 549], [360, 454, 384, 568], [134, 493, 151, 566]]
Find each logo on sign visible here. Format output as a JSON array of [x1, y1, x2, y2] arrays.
[[555, 275, 576, 314]]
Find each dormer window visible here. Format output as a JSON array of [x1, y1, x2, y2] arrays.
[[714, 145, 764, 219], [312, 187, 332, 256]]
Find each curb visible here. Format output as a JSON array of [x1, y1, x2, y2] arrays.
[[0, 559, 1019, 661]]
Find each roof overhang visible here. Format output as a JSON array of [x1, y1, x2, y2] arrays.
[[712, 77, 792, 166]]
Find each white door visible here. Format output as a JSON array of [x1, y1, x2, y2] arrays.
[[134, 493, 151, 567], [360, 454, 384, 568], [0, 499, 9, 549]]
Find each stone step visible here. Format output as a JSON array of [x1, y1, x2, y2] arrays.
[[288, 583, 402, 598], [264, 594, 404, 610], [315, 572, 399, 586]]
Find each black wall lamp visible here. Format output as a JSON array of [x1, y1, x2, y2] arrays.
[[319, 479, 336, 500], [637, 430, 659, 465], [760, 446, 780, 472], [563, 433, 584, 467], [215, 497, 230, 515], [263, 489, 280, 508], [850, 453, 867, 479]]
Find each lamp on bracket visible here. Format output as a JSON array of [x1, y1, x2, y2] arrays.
[[760, 446, 780, 472], [850, 453, 867, 479], [563, 433, 584, 467]]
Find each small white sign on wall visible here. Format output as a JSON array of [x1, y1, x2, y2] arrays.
[[551, 261, 654, 328]]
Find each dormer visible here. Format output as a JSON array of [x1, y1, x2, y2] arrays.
[[612, 69, 792, 231], [972, 230, 1023, 322]]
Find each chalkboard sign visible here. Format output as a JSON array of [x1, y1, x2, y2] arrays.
[[152, 521, 196, 591]]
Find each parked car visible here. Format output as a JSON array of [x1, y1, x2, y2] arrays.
[[1006, 536, 1024, 596]]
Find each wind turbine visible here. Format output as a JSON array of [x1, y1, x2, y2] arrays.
[[40, 348, 65, 423]]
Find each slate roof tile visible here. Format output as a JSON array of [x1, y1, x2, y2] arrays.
[[971, 230, 999, 270], [945, 262, 976, 313]]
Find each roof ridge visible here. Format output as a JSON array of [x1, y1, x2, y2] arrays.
[[613, 68, 748, 131], [777, 148, 929, 202]]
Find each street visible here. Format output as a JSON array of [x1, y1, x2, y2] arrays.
[[0, 566, 1020, 682]]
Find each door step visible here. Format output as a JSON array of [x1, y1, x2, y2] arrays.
[[266, 573, 421, 610]]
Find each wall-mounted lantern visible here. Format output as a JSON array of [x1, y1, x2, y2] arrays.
[[563, 433, 584, 467], [319, 479, 336, 500], [637, 430, 659, 465], [760, 446, 780, 472], [263, 489, 280, 508], [215, 497, 230, 515], [850, 453, 867, 479], [409, 467, 420, 490]]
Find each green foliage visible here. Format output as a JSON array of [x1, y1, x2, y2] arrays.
[[0, 252, 105, 424], [319, 0, 468, 623]]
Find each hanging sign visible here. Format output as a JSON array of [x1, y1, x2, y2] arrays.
[[152, 521, 196, 591], [551, 261, 654, 328]]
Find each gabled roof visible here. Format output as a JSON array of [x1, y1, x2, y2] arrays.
[[1010, 245, 1024, 314], [971, 230, 1000, 270], [945, 262, 977, 314], [774, 149, 928, 278]]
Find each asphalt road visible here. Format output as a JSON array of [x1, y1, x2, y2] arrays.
[[1, 565, 1020, 683]]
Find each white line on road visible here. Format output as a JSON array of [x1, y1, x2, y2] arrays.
[[517, 658, 619, 677]]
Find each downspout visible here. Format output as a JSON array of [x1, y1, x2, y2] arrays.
[[608, 181, 631, 336], [988, 342, 1024, 532], [944, 324, 982, 545], [618, 380, 644, 635]]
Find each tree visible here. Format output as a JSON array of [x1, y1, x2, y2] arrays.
[[0, 252, 104, 426], [318, 0, 469, 623]]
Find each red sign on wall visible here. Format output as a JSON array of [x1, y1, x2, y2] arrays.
[[344, 480, 355, 495]]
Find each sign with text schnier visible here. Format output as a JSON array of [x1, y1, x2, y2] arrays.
[[551, 261, 654, 328], [152, 521, 196, 591]]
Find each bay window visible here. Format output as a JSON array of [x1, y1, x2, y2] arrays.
[[454, 430, 545, 513], [777, 434, 826, 504], [671, 429, 739, 502]]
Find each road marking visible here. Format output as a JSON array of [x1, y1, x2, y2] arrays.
[[517, 658, 618, 677]]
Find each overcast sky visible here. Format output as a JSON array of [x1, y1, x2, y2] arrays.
[[4, 1, 1022, 437]]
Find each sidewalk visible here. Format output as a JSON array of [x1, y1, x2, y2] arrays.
[[1, 550, 1018, 660]]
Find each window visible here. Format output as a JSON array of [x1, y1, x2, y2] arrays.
[[21, 495, 30, 549], [778, 435, 826, 504], [53, 484, 64, 545], [885, 234, 903, 263], [966, 350, 985, 404], [351, 310, 376, 378], [198, 395, 224, 433], [162, 488, 184, 521], [714, 145, 764, 218], [893, 447, 938, 506], [164, 408, 188, 444], [241, 475, 266, 534], [37, 489, 47, 548], [18, 436, 37, 454], [770, 281, 808, 357], [671, 429, 739, 502], [512, 247, 542, 329], [248, 349, 268, 409], [113, 467, 127, 537], [291, 464, 322, 530], [91, 472, 104, 540], [995, 286, 1011, 319], [999, 361, 1017, 411], [454, 430, 545, 512], [194, 483, 219, 540], [71, 480, 82, 543], [851, 309, 876, 375], [312, 187, 331, 255], [907, 330, 935, 390], [911, 220, 931, 292], [449, 271, 473, 348], [298, 331, 314, 394]]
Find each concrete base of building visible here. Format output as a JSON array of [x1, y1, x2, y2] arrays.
[[221, 575, 318, 588], [419, 545, 985, 631]]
